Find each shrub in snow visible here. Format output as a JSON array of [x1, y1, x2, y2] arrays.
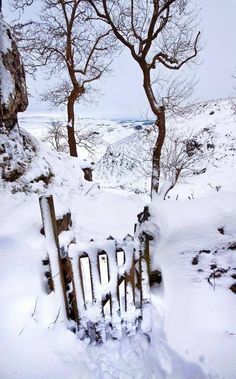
[[96, 125, 214, 198], [41, 120, 103, 158]]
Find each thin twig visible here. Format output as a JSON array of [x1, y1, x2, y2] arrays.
[[48, 307, 61, 329], [18, 328, 25, 336], [31, 296, 39, 317]]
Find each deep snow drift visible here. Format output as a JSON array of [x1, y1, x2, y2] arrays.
[[0, 143, 207, 379], [1, 97, 236, 378]]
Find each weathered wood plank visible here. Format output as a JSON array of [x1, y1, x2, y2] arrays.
[[39, 196, 70, 324]]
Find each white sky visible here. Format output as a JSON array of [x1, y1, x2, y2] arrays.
[[3, 0, 236, 119]]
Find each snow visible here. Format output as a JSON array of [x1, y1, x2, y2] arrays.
[[0, 174, 208, 379], [1, 97, 236, 378], [148, 192, 236, 379], [0, 16, 12, 53], [0, 16, 15, 105], [0, 61, 14, 104]]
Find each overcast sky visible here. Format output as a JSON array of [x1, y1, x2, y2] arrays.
[[3, 0, 236, 119]]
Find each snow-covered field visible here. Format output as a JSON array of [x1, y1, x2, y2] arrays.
[[1, 98, 236, 378]]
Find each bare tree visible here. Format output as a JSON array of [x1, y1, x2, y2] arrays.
[[88, 0, 201, 195], [12, 0, 115, 157], [158, 127, 214, 199], [10, 0, 34, 9], [42, 120, 103, 156], [99, 125, 214, 197], [74, 124, 102, 156], [42, 121, 68, 153], [153, 74, 197, 117]]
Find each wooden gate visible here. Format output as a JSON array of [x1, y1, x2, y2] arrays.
[[39, 196, 152, 343]]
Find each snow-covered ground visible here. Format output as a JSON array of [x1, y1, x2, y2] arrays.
[[1, 98, 236, 378], [150, 193, 236, 379], [0, 156, 207, 379]]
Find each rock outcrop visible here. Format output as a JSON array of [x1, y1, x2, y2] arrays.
[[0, 12, 33, 183], [0, 14, 28, 130]]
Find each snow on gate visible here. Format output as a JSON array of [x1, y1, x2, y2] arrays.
[[39, 196, 151, 344]]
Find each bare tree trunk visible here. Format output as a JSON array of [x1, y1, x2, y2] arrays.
[[67, 92, 78, 157], [151, 107, 166, 195], [142, 67, 166, 196]]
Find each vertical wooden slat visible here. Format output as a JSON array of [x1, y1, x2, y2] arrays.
[[78, 255, 87, 309], [116, 249, 121, 314], [87, 250, 102, 343], [97, 252, 105, 317], [143, 234, 151, 280], [99, 251, 113, 316], [139, 252, 143, 316], [88, 255, 95, 304], [116, 248, 126, 315], [79, 253, 95, 309], [124, 256, 128, 312], [106, 252, 112, 316], [62, 256, 79, 324], [129, 253, 136, 306]]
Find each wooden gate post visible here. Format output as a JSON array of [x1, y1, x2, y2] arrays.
[[39, 195, 73, 325]]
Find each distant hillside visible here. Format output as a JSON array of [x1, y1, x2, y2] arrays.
[[94, 98, 236, 198]]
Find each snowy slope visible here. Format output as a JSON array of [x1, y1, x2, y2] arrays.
[[94, 128, 155, 193], [94, 98, 236, 197]]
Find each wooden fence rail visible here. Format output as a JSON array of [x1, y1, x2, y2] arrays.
[[39, 195, 152, 343]]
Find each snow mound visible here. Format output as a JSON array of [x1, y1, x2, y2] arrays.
[[0, 126, 91, 198]]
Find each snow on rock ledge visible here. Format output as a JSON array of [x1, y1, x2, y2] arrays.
[[0, 13, 28, 130], [0, 13, 37, 185]]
